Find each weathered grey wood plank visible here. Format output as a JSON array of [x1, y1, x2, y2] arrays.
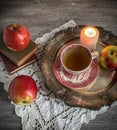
[[81, 105, 117, 130]]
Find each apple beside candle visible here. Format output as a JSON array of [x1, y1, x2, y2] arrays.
[[80, 26, 99, 51]]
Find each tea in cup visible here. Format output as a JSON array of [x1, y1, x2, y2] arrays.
[[60, 44, 98, 75]]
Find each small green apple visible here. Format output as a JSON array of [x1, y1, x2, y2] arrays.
[[100, 45, 117, 70]]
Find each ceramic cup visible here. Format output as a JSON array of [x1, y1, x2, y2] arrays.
[[60, 44, 98, 75]]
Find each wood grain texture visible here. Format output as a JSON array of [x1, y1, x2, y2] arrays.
[[0, 83, 21, 130], [0, 0, 117, 130]]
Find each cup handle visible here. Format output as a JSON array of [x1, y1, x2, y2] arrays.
[[91, 51, 98, 59]]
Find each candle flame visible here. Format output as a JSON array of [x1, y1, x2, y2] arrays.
[[84, 27, 96, 38]]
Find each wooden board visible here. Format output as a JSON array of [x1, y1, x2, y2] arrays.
[[0, 33, 39, 66], [0, 53, 37, 74], [41, 25, 117, 110]]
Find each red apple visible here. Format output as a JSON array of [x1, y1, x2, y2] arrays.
[[3, 23, 30, 51], [8, 75, 38, 105], [100, 45, 117, 70]]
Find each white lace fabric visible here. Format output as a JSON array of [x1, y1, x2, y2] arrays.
[[0, 20, 116, 130]]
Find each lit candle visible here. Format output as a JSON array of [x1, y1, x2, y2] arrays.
[[80, 26, 99, 51]]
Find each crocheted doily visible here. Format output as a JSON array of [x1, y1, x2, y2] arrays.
[[0, 20, 116, 130]]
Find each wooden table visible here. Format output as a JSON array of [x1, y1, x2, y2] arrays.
[[0, 0, 117, 130]]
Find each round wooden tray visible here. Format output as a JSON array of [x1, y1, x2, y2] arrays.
[[41, 25, 117, 110]]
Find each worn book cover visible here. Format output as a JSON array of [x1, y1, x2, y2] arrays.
[[0, 53, 37, 74]]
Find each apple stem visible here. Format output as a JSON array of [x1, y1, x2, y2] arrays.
[[13, 24, 18, 30]]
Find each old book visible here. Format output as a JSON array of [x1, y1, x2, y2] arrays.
[[0, 39, 39, 66], [0, 53, 37, 74]]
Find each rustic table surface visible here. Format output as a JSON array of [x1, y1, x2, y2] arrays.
[[0, 0, 117, 130]]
